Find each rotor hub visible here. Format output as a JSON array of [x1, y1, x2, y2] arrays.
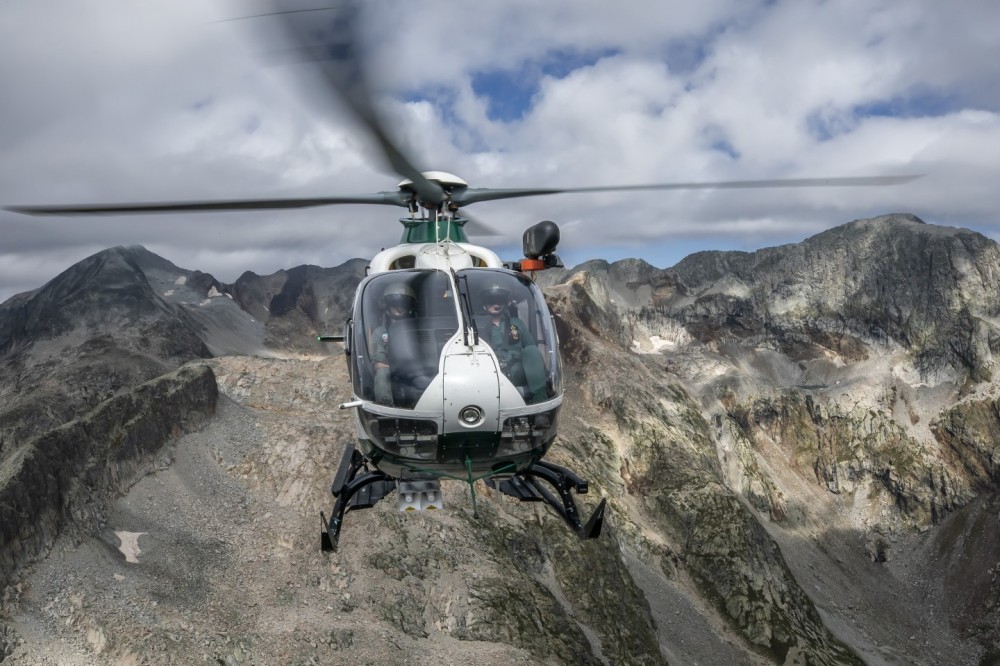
[[397, 171, 468, 191]]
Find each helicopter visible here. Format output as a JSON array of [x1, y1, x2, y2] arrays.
[[4, 3, 920, 551]]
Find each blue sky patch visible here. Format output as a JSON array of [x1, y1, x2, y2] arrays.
[[539, 47, 621, 79], [805, 109, 842, 142], [662, 35, 710, 76], [701, 123, 740, 159], [710, 138, 740, 160], [470, 47, 620, 122], [470, 70, 534, 123], [852, 87, 956, 119], [808, 87, 956, 141]]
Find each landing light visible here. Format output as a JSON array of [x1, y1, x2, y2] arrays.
[[459, 405, 485, 426], [497, 409, 559, 455]]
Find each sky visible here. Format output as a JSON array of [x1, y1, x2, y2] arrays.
[[2, 0, 999, 303]]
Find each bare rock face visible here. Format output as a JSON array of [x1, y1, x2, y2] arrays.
[[664, 214, 1000, 383], [564, 214, 1000, 532], [731, 395, 974, 525], [0, 246, 212, 454], [0, 363, 217, 589], [932, 398, 1000, 489], [932, 492, 1000, 661], [4, 354, 668, 665], [230, 260, 368, 351], [929, 399, 1000, 658], [0, 622, 16, 661], [548, 213, 1000, 662], [0, 247, 365, 455], [0, 245, 210, 361], [547, 278, 861, 664]]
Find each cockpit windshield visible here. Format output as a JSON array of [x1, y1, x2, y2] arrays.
[[352, 268, 562, 410], [353, 271, 459, 408]]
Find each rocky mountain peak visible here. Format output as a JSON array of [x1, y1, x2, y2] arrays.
[[2, 216, 999, 663], [0, 245, 207, 358], [588, 213, 1000, 384]]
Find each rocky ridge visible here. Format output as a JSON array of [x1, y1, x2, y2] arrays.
[[1, 214, 999, 663], [547, 213, 1000, 661], [0, 365, 217, 591]]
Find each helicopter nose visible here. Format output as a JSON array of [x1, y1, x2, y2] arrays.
[[441, 350, 501, 434]]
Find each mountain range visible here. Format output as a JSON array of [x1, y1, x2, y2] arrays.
[[1, 213, 998, 664]]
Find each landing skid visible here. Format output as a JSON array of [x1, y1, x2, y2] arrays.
[[485, 461, 606, 539], [320, 444, 606, 551], [321, 443, 395, 552]]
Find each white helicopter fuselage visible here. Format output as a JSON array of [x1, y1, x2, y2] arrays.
[[369, 240, 503, 274], [346, 240, 563, 480]]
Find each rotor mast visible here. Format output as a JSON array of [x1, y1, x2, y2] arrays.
[[397, 171, 471, 245]]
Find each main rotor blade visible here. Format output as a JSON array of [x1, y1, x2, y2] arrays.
[[5, 192, 408, 216], [267, 3, 445, 205], [453, 174, 923, 206]]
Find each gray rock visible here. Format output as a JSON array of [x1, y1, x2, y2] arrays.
[[3, 216, 999, 664], [0, 363, 218, 589]]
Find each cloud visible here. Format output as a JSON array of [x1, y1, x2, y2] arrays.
[[1, 0, 998, 302]]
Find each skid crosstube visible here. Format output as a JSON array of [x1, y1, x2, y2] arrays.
[[321, 443, 396, 552], [486, 460, 606, 540]]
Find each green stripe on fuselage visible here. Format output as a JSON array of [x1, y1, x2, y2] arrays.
[[400, 218, 470, 244]]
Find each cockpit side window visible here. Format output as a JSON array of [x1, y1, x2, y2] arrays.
[[353, 271, 459, 408]]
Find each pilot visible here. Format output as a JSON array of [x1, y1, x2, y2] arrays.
[[370, 282, 416, 404], [480, 283, 548, 403]]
